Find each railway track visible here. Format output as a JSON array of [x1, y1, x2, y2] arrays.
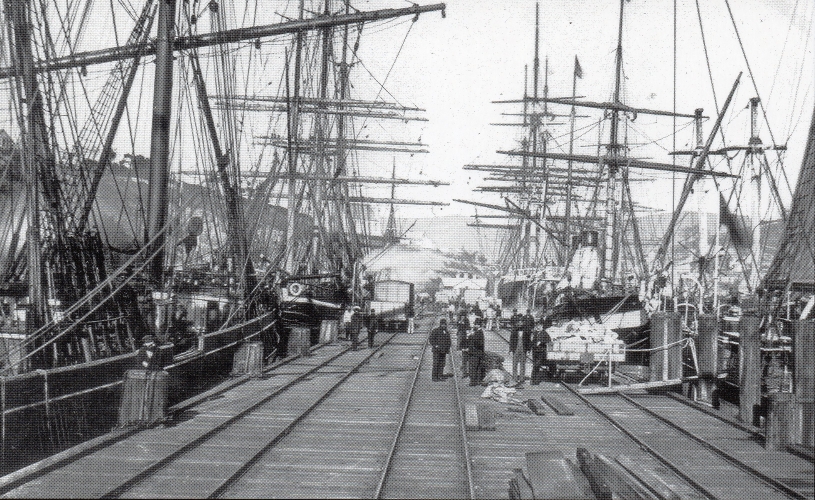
[[0, 335, 394, 498], [491, 325, 813, 499], [565, 384, 813, 499], [375, 330, 475, 499], [1, 313, 480, 499]]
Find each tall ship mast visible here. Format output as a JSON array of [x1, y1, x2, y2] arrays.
[[458, 0, 810, 364], [0, 0, 445, 472]]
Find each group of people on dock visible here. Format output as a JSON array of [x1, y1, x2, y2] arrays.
[[430, 303, 553, 385], [339, 306, 380, 350]]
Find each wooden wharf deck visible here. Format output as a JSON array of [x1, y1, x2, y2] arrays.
[[1, 313, 813, 499], [468, 325, 814, 499], [376, 338, 473, 499], [0, 315, 475, 499]]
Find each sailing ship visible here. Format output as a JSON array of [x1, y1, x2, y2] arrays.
[[458, 0, 811, 369], [0, 0, 445, 472]]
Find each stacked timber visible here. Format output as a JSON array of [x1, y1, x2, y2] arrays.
[[509, 449, 673, 499]]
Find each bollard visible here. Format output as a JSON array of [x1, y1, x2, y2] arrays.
[[765, 392, 794, 450], [118, 369, 169, 428], [320, 320, 339, 343], [650, 313, 665, 382], [793, 320, 815, 447], [650, 312, 682, 382], [231, 341, 264, 377], [696, 314, 719, 404], [738, 311, 762, 424], [287, 326, 311, 357]]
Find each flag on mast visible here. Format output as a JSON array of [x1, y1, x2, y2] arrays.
[[574, 56, 584, 79]]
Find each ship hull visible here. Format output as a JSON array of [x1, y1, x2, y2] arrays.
[[0, 312, 276, 475]]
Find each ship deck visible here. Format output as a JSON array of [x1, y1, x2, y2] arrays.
[[0, 313, 812, 499]]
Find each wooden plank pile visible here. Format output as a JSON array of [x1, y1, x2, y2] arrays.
[[508, 448, 680, 499], [539, 393, 575, 415]]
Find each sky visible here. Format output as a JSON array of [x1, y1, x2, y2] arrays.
[[353, 0, 814, 219], [1, 0, 813, 225]]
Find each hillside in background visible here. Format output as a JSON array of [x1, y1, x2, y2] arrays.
[[401, 215, 498, 256], [392, 212, 783, 275]]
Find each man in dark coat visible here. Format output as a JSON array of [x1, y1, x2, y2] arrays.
[[530, 317, 552, 385], [429, 318, 451, 381], [137, 335, 161, 371], [405, 302, 416, 334], [468, 318, 486, 386], [349, 307, 362, 350], [509, 309, 532, 382], [457, 311, 471, 376], [367, 309, 380, 348]]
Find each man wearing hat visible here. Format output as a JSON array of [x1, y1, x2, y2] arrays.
[[467, 317, 486, 386], [429, 318, 451, 381], [137, 336, 160, 371], [349, 306, 362, 350], [367, 308, 380, 349]]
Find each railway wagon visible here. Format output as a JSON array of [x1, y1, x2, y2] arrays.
[[370, 280, 414, 332]]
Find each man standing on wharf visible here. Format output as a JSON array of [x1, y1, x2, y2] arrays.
[[467, 318, 486, 386], [367, 308, 380, 348], [429, 318, 451, 381], [509, 309, 533, 383]]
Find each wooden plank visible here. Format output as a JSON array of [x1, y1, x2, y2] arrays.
[[508, 468, 534, 499], [524, 451, 594, 500], [540, 393, 575, 415], [464, 403, 479, 431], [576, 449, 658, 500], [615, 454, 683, 500], [576, 379, 683, 394]]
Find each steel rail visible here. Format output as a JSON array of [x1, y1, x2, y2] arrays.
[[561, 383, 719, 500], [165, 339, 333, 415], [451, 330, 477, 499], [499, 325, 805, 499], [208, 332, 404, 498], [374, 336, 430, 498], [0, 341, 335, 495], [98, 341, 365, 498], [663, 392, 764, 439], [619, 392, 807, 500]]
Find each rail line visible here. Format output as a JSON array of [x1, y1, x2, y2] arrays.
[[492, 324, 812, 499], [0, 334, 397, 498], [101, 332, 402, 498], [0, 340, 341, 496], [2, 312, 480, 499], [375, 328, 475, 499], [564, 384, 811, 499], [620, 392, 813, 498]]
